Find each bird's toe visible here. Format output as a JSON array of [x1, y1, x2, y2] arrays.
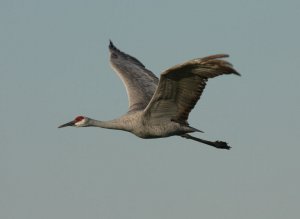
[[214, 141, 231, 150]]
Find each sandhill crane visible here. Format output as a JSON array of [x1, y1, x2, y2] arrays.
[[59, 41, 240, 149]]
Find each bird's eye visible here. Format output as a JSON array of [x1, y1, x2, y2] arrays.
[[75, 116, 84, 122]]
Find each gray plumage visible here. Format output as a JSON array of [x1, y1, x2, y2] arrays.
[[59, 41, 240, 150], [109, 41, 158, 112]]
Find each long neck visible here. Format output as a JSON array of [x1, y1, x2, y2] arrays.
[[88, 118, 128, 131]]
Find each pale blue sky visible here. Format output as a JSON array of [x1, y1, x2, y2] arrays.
[[1, 0, 300, 218]]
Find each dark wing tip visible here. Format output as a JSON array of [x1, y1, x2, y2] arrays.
[[109, 40, 117, 51], [108, 41, 147, 68], [222, 63, 241, 77], [203, 54, 241, 76], [233, 70, 241, 76]]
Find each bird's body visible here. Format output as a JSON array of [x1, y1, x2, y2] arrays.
[[86, 112, 196, 139], [59, 41, 240, 149]]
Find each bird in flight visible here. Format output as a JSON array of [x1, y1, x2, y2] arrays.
[[59, 41, 240, 149]]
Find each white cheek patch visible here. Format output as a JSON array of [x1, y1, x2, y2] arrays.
[[75, 119, 86, 127]]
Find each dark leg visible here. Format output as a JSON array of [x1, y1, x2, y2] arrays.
[[181, 134, 231, 150]]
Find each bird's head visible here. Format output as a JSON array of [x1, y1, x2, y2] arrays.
[[58, 116, 89, 128]]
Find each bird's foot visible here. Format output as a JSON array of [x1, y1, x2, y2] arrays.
[[214, 141, 231, 150]]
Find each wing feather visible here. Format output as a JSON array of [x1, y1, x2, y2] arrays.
[[143, 54, 240, 125], [109, 41, 159, 112]]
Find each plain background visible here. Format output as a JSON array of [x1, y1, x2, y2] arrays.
[[1, 0, 300, 218]]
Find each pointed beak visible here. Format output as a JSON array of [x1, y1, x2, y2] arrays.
[[58, 120, 75, 128]]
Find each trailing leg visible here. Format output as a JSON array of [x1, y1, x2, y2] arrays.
[[181, 134, 231, 150]]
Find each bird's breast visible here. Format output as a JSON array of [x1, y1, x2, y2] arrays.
[[120, 112, 194, 139]]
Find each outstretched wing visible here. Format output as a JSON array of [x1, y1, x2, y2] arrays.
[[143, 54, 240, 125], [109, 41, 159, 112]]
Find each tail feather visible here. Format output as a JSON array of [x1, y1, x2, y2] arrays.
[[189, 126, 204, 133]]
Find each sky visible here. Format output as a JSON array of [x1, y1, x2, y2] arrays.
[[1, 0, 300, 218]]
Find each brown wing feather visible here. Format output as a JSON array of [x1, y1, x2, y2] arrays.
[[143, 54, 239, 125]]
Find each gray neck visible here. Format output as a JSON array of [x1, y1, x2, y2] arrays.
[[87, 118, 127, 131]]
